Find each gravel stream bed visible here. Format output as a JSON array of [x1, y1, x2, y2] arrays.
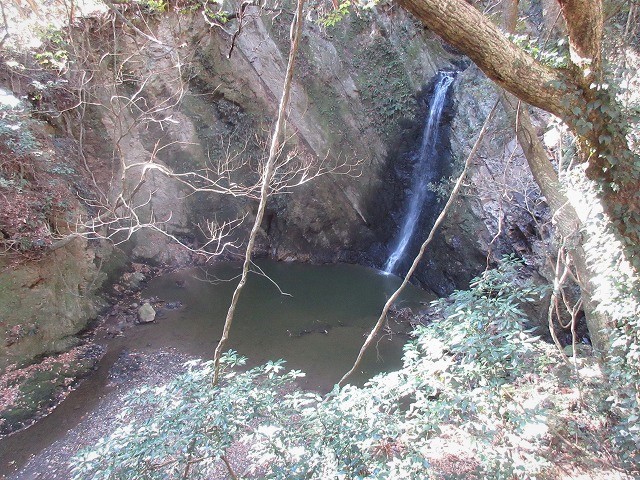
[[6, 348, 252, 480]]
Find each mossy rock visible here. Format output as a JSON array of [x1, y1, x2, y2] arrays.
[[0, 346, 103, 435]]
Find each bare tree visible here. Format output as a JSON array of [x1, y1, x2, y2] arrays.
[[212, 0, 306, 385], [30, 1, 355, 264]]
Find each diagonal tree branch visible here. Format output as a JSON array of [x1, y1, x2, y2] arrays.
[[395, 0, 580, 119], [339, 99, 500, 387]]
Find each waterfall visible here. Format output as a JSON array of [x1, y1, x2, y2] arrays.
[[384, 71, 455, 274]]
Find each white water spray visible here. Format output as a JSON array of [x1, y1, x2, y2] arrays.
[[384, 72, 455, 274]]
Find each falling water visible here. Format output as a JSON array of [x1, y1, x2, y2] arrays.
[[384, 71, 455, 274]]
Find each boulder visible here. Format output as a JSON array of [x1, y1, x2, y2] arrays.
[[127, 272, 145, 290], [138, 303, 156, 323]]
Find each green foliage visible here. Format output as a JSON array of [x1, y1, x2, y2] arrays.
[[176, 0, 230, 24], [354, 38, 417, 137], [420, 257, 544, 384], [33, 26, 70, 72], [318, 1, 352, 28], [0, 111, 39, 158], [558, 54, 640, 463], [202, 7, 232, 25], [48, 162, 76, 176], [138, 0, 168, 14], [74, 259, 582, 479], [315, 0, 383, 28], [426, 175, 457, 201], [0, 175, 29, 192], [71, 352, 304, 479], [558, 55, 640, 272], [509, 35, 569, 69], [34, 50, 69, 71], [575, 177, 640, 466]]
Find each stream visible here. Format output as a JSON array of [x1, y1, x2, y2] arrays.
[[0, 260, 434, 478]]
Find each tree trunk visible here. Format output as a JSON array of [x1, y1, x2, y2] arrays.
[[499, 0, 607, 351], [395, 0, 582, 120], [557, 0, 603, 86], [500, 93, 607, 352], [396, 0, 640, 296], [212, 0, 306, 385]]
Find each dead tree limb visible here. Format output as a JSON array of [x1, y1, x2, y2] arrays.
[[212, 0, 305, 385], [339, 99, 499, 387]]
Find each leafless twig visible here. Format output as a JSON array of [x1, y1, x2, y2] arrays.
[[212, 0, 306, 385]]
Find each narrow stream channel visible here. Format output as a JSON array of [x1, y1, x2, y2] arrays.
[[0, 260, 434, 478]]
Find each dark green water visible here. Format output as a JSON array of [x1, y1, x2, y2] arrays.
[[0, 260, 433, 477], [142, 260, 434, 390]]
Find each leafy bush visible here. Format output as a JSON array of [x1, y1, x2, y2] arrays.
[[71, 352, 304, 479], [247, 258, 551, 478], [72, 259, 631, 478]]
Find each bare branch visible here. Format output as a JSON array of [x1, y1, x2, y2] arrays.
[[102, 0, 170, 47], [212, 0, 306, 385], [0, 1, 9, 48], [339, 100, 500, 386], [250, 260, 293, 297]]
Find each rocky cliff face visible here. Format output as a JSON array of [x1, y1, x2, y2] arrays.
[[439, 65, 552, 294], [0, 4, 458, 369], [0, 82, 114, 370], [74, 5, 459, 267], [0, 3, 549, 369], [0, 240, 109, 371]]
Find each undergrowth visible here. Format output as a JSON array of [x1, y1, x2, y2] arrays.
[[70, 258, 634, 479]]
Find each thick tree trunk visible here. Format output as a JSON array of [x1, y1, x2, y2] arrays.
[[397, 0, 640, 292], [501, 94, 607, 352], [557, 0, 603, 86], [552, 1, 640, 272], [499, 0, 608, 350], [395, 0, 582, 120]]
